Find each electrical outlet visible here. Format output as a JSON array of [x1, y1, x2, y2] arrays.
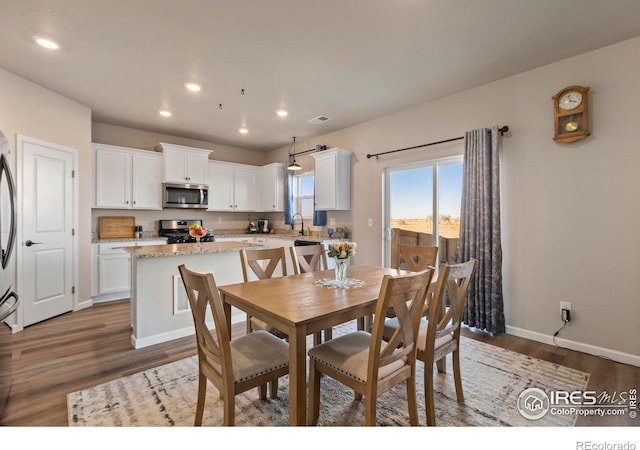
[[217, 217, 222, 224], [330, 218, 336, 226], [560, 301, 572, 322], [368, 218, 373, 227]]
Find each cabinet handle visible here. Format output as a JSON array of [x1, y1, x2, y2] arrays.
[[125, 200, 129, 204]]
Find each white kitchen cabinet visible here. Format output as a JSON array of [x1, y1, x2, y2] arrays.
[[208, 161, 258, 212], [92, 239, 167, 302], [312, 147, 352, 210], [159, 142, 211, 184], [259, 163, 285, 212], [93, 144, 163, 210]]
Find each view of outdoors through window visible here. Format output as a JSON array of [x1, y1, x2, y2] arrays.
[[388, 158, 463, 263], [294, 173, 315, 218]]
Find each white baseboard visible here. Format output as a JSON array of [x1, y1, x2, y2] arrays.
[[505, 325, 640, 368], [131, 314, 246, 349]]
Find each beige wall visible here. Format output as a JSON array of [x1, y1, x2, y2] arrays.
[[267, 37, 640, 360], [0, 67, 92, 318]]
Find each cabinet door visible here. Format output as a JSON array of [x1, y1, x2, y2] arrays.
[[207, 162, 234, 210], [313, 155, 336, 210], [95, 148, 131, 208], [260, 164, 284, 211], [233, 166, 258, 211], [313, 148, 351, 210], [131, 153, 162, 209], [185, 152, 209, 184], [163, 148, 188, 183], [98, 253, 131, 294]]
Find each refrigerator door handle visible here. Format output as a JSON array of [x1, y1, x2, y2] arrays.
[[0, 153, 17, 270], [0, 290, 18, 321]]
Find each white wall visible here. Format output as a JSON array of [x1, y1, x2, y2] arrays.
[[267, 37, 640, 362], [0, 68, 92, 319]]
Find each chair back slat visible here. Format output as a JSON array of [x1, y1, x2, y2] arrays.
[[290, 245, 328, 274], [240, 247, 288, 281], [425, 259, 477, 351], [395, 245, 438, 272]]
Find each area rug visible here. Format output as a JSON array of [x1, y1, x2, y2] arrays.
[[68, 324, 589, 427]]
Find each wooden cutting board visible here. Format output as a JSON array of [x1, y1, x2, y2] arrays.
[[99, 216, 136, 239]]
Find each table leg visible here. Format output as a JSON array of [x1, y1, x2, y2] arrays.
[[288, 325, 307, 425], [222, 294, 232, 332]]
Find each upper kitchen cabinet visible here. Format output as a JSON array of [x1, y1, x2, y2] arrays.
[[159, 142, 212, 184], [312, 147, 352, 210], [93, 143, 163, 210], [259, 163, 285, 212], [208, 161, 258, 212]]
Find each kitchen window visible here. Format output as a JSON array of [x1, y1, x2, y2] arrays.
[[293, 173, 314, 219]]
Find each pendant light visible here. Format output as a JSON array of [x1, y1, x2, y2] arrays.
[[287, 136, 302, 171]]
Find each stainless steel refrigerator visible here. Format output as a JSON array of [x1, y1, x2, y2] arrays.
[[0, 129, 18, 419]]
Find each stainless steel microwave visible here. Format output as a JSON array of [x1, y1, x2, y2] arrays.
[[162, 182, 208, 209]]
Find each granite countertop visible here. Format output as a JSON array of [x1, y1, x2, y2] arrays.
[[121, 241, 268, 258], [92, 236, 167, 244]]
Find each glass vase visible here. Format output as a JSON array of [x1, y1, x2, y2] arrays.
[[334, 258, 348, 284]]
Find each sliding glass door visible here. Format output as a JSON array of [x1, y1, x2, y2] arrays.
[[383, 155, 463, 267]]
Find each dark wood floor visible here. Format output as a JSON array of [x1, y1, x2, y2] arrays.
[[0, 299, 638, 426]]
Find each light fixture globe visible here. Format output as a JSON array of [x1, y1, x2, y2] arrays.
[[287, 136, 302, 171]]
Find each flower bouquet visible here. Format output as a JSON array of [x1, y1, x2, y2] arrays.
[[327, 241, 357, 284], [327, 241, 357, 259]]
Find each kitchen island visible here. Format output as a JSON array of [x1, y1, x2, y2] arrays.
[[123, 240, 267, 349]]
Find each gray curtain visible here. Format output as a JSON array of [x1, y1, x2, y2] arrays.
[[459, 127, 505, 335]]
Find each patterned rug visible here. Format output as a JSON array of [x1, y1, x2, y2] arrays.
[[68, 323, 589, 427]]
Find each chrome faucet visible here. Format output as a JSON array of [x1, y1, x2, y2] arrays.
[[292, 213, 304, 235]]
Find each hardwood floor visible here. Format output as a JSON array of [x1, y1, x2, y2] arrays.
[[0, 299, 638, 426]]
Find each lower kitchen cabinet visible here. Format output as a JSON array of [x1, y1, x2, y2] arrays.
[[92, 239, 167, 302]]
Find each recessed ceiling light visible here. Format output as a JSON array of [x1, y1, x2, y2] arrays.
[[239, 128, 249, 134], [184, 82, 201, 92], [276, 110, 289, 117], [159, 110, 172, 117], [35, 37, 59, 50]]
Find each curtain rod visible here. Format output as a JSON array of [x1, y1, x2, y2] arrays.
[[290, 144, 327, 157], [366, 125, 509, 160]]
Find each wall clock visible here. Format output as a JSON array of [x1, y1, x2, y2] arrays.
[[552, 85, 590, 143]]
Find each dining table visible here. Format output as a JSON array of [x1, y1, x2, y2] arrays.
[[219, 264, 408, 426]]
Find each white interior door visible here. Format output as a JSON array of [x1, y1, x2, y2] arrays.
[[19, 137, 75, 327]]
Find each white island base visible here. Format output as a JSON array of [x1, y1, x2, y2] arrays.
[[124, 241, 267, 349]]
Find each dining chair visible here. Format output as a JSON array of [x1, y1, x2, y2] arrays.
[[177, 264, 289, 426], [377, 245, 439, 326], [307, 268, 434, 426], [289, 244, 331, 345], [240, 247, 289, 337], [240, 247, 289, 398], [419, 258, 476, 426]]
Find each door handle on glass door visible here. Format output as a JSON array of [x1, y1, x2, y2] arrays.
[[25, 240, 42, 247]]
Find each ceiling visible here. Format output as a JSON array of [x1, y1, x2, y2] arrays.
[[1, 0, 640, 152]]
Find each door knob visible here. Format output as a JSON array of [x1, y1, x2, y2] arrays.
[[25, 240, 42, 247]]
